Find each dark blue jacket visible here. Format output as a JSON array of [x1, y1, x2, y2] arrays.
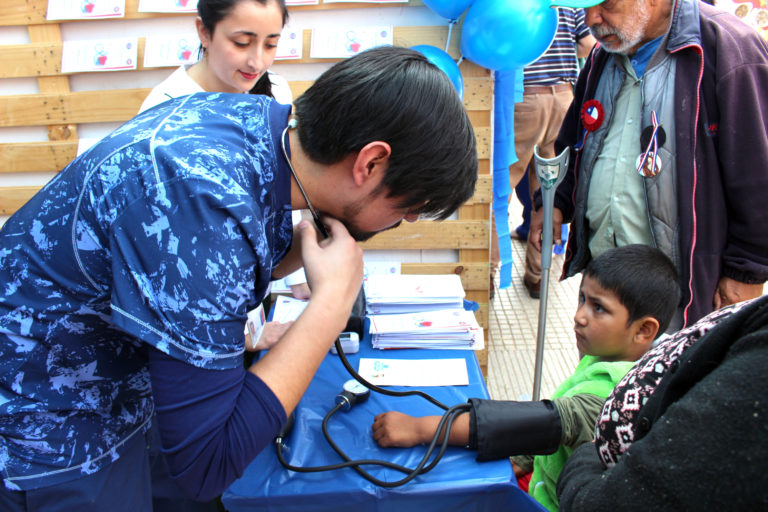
[[549, 0, 768, 326]]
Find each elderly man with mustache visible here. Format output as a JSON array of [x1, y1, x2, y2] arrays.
[[529, 0, 768, 331]]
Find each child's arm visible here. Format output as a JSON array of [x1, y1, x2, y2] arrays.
[[373, 398, 564, 459], [470, 398, 562, 461], [511, 455, 534, 476], [372, 411, 470, 448], [552, 394, 606, 449]]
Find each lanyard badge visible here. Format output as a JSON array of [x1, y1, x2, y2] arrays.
[[636, 111, 666, 177], [574, 99, 604, 151]]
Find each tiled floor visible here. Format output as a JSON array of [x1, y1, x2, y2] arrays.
[[487, 234, 582, 402]]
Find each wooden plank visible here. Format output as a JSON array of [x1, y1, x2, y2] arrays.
[[0, 163, 488, 216], [0, 140, 491, 179], [1, 1, 423, 26], [0, 77, 485, 127], [0, 86, 488, 134], [474, 127, 490, 160], [465, 175, 490, 206], [0, 43, 61, 78], [358, 220, 488, 250], [462, 77, 492, 111], [0, 89, 149, 127], [0, 186, 39, 215], [27, 24, 79, 144], [400, 262, 488, 291], [0, 141, 78, 174], [0, 1, 47, 26], [1, 26, 476, 80]]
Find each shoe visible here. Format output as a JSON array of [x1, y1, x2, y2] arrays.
[[522, 276, 540, 299], [511, 225, 529, 242]]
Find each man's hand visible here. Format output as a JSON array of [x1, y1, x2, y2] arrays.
[[298, 217, 364, 325], [250, 218, 363, 416], [247, 321, 293, 351], [529, 207, 564, 252], [289, 282, 311, 300], [713, 276, 765, 309], [372, 411, 439, 448]]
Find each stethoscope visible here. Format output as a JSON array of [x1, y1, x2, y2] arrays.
[[274, 346, 471, 488], [276, 120, 471, 484]]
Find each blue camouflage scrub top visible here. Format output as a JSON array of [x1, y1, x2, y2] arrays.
[[0, 93, 294, 490]]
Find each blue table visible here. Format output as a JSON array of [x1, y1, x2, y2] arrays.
[[222, 328, 545, 512]]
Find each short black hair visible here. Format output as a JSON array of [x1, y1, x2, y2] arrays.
[[584, 245, 680, 336], [292, 46, 478, 220]]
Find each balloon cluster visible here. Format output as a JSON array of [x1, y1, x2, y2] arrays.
[[411, 45, 464, 100], [417, 0, 558, 72]]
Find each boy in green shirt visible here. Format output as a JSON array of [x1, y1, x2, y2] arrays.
[[372, 244, 680, 511]]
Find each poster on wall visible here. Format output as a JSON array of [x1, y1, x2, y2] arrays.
[[275, 25, 303, 60], [714, 0, 768, 41], [143, 34, 200, 68], [310, 26, 392, 58], [285, 0, 319, 5], [138, 0, 199, 12], [46, 0, 125, 20], [61, 38, 138, 73]]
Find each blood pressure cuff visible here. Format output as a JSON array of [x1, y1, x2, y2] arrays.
[[467, 398, 562, 461]]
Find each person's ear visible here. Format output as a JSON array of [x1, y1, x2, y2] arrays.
[[633, 316, 660, 346], [351, 141, 391, 187], [195, 17, 211, 49]]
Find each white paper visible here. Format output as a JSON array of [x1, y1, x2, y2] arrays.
[[363, 261, 401, 281], [271, 295, 309, 323], [138, 0, 198, 13], [286, 0, 318, 5], [310, 26, 393, 59], [47, 0, 125, 20], [61, 38, 138, 73], [245, 303, 266, 346], [364, 274, 465, 314], [357, 358, 469, 387], [276, 24, 303, 61], [143, 34, 200, 68], [369, 309, 484, 350]]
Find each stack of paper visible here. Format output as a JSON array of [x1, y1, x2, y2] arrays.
[[364, 274, 465, 314], [368, 309, 484, 350]]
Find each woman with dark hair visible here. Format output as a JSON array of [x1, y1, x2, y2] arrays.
[[139, 0, 292, 110]]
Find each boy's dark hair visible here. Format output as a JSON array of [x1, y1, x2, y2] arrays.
[[292, 46, 478, 220], [196, 0, 289, 99], [584, 245, 680, 335]]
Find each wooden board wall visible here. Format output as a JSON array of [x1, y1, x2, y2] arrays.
[[0, 0, 494, 372]]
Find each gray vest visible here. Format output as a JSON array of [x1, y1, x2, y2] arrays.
[[572, 49, 681, 274]]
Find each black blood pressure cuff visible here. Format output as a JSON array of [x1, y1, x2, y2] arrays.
[[467, 398, 563, 462]]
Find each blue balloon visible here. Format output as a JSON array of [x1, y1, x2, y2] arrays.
[[460, 0, 557, 71], [422, 0, 474, 21], [411, 45, 464, 100]]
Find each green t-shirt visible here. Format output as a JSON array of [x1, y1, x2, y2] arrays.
[[529, 355, 634, 511]]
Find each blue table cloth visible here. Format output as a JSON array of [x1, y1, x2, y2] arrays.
[[223, 325, 546, 512]]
